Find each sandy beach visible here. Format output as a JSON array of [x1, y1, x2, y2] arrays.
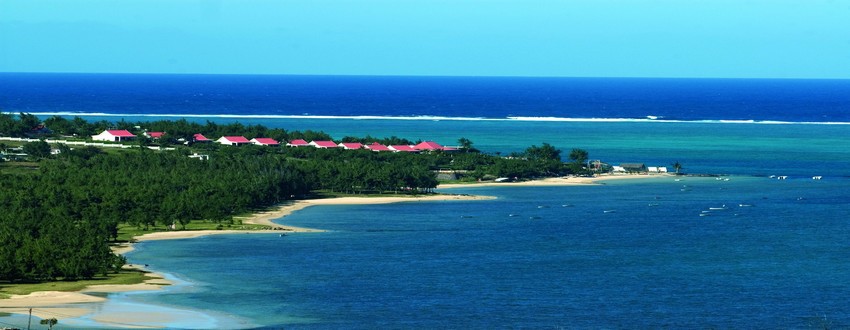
[[0, 193, 493, 326], [438, 173, 668, 189]]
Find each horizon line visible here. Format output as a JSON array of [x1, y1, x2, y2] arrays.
[[2, 70, 849, 81]]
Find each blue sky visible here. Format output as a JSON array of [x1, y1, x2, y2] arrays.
[[1, 0, 849, 78]]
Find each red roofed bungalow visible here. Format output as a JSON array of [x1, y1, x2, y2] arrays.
[[251, 138, 280, 146], [92, 129, 136, 142], [145, 131, 165, 139], [286, 139, 310, 147], [216, 136, 251, 146], [413, 141, 444, 151], [193, 133, 212, 142], [338, 142, 364, 150], [309, 140, 339, 149], [365, 142, 390, 152], [389, 145, 419, 153]]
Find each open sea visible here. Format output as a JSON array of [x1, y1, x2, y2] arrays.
[[2, 73, 850, 328]]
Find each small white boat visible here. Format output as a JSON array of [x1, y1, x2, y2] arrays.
[[739, 204, 753, 207], [812, 176, 822, 180], [699, 213, 710, 217], [603, 210, 616, 213], [648, 203, 659, 207], [508, 214, 519, 217], [529, 216, 542, 220], [561, 204, 573, 207]]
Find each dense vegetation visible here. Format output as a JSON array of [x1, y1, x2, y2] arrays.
[[1, 113, 587, 283]]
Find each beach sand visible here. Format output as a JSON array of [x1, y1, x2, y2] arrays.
[[438, 173, 668, 189], [0, 193, 494, 326]]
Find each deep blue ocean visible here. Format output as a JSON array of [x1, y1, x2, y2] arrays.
[[2, 73, 850, 328]]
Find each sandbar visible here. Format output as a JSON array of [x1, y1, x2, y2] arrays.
[[438, 173, 670, 189]]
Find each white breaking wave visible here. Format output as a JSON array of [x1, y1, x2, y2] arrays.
[[16, 112, 850, 125]]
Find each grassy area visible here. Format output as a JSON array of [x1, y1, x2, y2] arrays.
[[312, 190, 441, 199], [0, 161, 40, 175], [0, 269, 159, 297], [115, 221, 271, 242]]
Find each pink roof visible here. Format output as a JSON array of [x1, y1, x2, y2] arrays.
[[287, 139, 309, 146], [222, 136, 250, 143], [442, 147, 459, 151], [147, 132, 165, 138], [365, 142, 390, 151], [193, 133, 211, 141], [389, 145, 418, 152], [107, 130, 135, 137], [413, 141, 444, 150], [252, 138, 280, 145], [339, 142, 363, 149], [311, 140, 339, 148]]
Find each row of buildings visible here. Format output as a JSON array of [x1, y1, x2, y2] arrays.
[[91, 130, 458, 153]]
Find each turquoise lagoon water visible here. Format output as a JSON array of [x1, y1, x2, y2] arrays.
[[59, 116, 850, 177]]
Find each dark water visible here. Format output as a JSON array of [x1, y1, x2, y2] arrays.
[[2, 73, 849, 122]]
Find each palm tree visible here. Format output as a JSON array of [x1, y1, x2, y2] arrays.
[[672, 161, 683, 174]]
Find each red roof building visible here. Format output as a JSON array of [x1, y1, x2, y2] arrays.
[[338, 142, 364, 150], [309, 140, 339, 149], [286, 139, 310, 147], [92, 129, 136, 142], [216, 136, 251, 146], [413, 141, 444, 151], [193, 133, 211, 142], [145, 131, 165, 139], [251, 138, 280, 146], [389, 145, 419, 153], [365, 143, 390, 152]]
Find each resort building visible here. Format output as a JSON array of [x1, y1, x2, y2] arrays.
[[251, 138, 280, 146], [216, 136, 251, 146], [338, 142, 364, 150], [92, 129, 136, 142], [193, 133, 212, 143], [389, 145, 419, 153], [620, 163, 648, 173], [286, 139, 310, 147], [364, 142, 390, 152], [309, 140, 339, 149], [144, 131, 165, 139], [413, 141, 458, 152]]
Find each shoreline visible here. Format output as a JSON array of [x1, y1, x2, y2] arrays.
[[438, 173, 671, 189], [0, 176, 655, 327], [0, 193, 494, 327]]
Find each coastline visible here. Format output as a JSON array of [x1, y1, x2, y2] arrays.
[[0, 176, 656, 327], [0, 193, 494, 327], [438, 173, 670, 189]]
